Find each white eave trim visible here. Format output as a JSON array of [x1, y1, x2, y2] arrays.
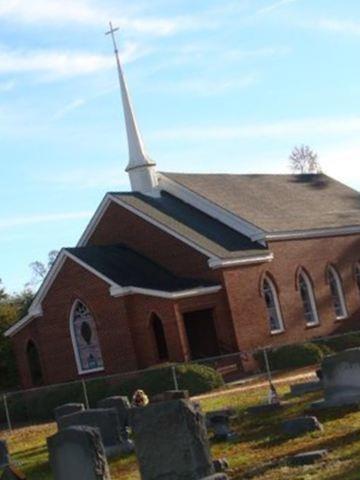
[[257, 225, 360, 241], [77, 195, 112, 246], [110, 284, 222, 299], [4, 249, 222, 337], [158, 173, 266, 243], [208, 253, 274, 269]]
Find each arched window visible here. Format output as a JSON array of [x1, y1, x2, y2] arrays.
[[355, 263, 360, 293], [70, 301, 104, 374], [151, 314, 169, 361], [26, 340, 44, 386], [297, 270, 319, 326], [327, 266, 348, 320], [262, 276, 284, 334]]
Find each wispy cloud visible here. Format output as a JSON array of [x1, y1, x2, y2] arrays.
[[0, 211, 93, 230], [0, 42, 143, 79], [303, 18, 360, 36], [52, 98, 86, 120], [0, 0, 209, 36], [151, 116, 360, 141], [257, 0, 299, 15]]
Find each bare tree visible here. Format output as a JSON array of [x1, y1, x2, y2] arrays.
[[289, 145, 321, 174], [28, 250, 59, 286]]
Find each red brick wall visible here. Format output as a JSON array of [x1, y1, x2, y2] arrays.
[[11, 213, 360, 388], [222, 234, 360, 366], [87, 201, 216, 279], [12, 258, 139, 388]]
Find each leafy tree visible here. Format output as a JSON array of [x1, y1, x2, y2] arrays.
[[0, 283, 35, 389], [28, 249, 59, 286], [289, 145, 321, 174]]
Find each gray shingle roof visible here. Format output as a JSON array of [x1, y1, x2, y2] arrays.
[[161, 173, 360, 233], [111, 191, 267, 259], [66, 244, 217, 292]]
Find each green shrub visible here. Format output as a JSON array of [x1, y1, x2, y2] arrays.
[[317, 333, 360, 353], [256, 342, 325, 371], [116, 363, 224, 398]]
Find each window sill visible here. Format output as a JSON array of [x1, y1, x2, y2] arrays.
[[270, 329, 285, 336], [77, 367, 105, 376], [335, 316, 348, 322], [306, 322, 320, 329]]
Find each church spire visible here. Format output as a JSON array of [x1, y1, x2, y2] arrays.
[[106, 22, 158, 195]]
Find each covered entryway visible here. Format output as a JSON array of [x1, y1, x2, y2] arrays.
[[183, 308, 220, 359]]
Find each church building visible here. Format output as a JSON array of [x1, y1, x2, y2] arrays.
[[6, 28, 360, 389]]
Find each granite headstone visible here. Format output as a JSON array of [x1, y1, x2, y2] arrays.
[[57, 408, 123, 457], [47, 426, 111, 480], [130, 399, 229, 480]]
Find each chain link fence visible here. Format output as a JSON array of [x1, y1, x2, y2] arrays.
[[1, 328, 360, 432]]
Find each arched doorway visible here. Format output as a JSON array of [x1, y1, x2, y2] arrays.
[[26, 340, 44, 386], [151, 314, 169, 361]]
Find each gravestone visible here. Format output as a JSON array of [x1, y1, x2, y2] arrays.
[[312, 348, 360, 408], [130, 399, 229, 480], [0, 440, 9, 469], [47, 426, 111, 480], [54, 403, 85, 422], [281, 416, 323, 436], [206, 413, 237, 442], [57, 408, 124, 457], [0, 466, 26, 480], [212, 459, 229, 473], [97, 396, 130, 438], [288, 449, 328, 465], [290, 381, 322, 396]]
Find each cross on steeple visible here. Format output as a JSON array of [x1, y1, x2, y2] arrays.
[[105, 21, 120, 53], [105, 21, 158, 195]]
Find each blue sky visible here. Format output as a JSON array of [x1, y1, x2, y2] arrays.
[[2, 0, 360, 292]]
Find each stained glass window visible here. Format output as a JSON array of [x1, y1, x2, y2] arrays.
[[71, 301, 104, 372], [262, 277, 284, 333], [327, 266, 347, 320], [298, 271, 319, 326]]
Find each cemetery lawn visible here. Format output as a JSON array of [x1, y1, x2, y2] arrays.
[[1, 378, 360, 479]]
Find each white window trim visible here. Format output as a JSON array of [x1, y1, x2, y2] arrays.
[[327, 265, 348, 320], [262, 277, 285, 334], [69, 300, 105, 376], [298, 270, 320, 327]]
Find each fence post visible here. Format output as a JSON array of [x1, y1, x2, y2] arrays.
[[171, 365, 179, 390], [82, 379, 90, 409], [3, 394, 12, 432], [262, 348, 272, 384]]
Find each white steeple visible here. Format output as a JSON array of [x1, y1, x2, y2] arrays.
[[106, 22, 158, 195]]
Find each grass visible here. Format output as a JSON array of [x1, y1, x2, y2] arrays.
[[1, 378, 360, 479]]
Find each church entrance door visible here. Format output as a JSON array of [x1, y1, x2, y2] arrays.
[[182, 308, 220, 360]]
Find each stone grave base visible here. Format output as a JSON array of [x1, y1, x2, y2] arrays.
[[311, 393, 360, 409], [106, 439, 134, 458], [290, 381, 322, 396], [288, 449, 328, 466]]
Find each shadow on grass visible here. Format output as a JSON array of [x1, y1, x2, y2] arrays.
[[14, 445, 47, 458], [234, 428, 360, 479]]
